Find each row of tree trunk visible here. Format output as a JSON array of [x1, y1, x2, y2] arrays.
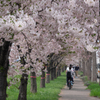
[[30, 65, 66, 93], [80, 51, 97, 82], [0, 42, 66, 100], [20, 53, 65, 100]]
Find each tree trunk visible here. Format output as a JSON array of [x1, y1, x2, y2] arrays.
[[61, 67, 64, 72], [0, 41, 12, 100], [0, 62, 8, 100], [85, 60, 88, 76], [81, 58, 84, 73], [54, 67, 56, 79], [46, 70, 50, 83], [91, 52, 97, 82], [56, 67, 59, 77], [57, 67, 60, 76], [87, 57, 91, 81], [79, 60, 82, 72], [51, 68, 54, 80], [82, 59, 85, 76], [57, 71, 59, 77], [18, 74, 28, 100], [59, 67, 61, 76], [30, 72, 37, 93], [40, 69, 45, 88]]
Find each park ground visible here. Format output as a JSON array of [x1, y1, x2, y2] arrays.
[[7, 71, 100, 100]]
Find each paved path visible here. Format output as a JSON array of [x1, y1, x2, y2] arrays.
[[59, 77, 100, 100]]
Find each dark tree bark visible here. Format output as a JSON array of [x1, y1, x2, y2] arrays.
[[46, 68, 50, 83], [57, 71, 59, 77], [57, 67, 60, 77], [50, 68, 54, 80], [57, 67, 61, 76], [40, 69, 45, 88], [18, 74, 28, 100], [59, 67, 61, 76], [62, 67, 64, 72], [54, 67, 56, 79], [30, 72, 37, 93], [0, 60, 9, 100], [56, 67, 59, 77], [0, 41, 12, 100]]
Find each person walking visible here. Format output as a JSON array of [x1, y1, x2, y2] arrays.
[[75, 65, 79, 78]]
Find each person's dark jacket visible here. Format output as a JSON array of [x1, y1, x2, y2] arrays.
[[75, 66, 79, 71]]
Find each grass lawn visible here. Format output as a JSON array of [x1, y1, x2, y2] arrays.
[[87, 82, 100, 98], [7, 71, 66, 100], [79, 71, 100, 98]]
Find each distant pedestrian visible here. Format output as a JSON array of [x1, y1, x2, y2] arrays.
[[75, 65, 79, 77]]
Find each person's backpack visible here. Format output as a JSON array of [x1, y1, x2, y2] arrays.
[[67, 71, 71, 78]]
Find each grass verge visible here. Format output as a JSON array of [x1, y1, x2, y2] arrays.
[[79, 72, 100, 98], [87, 82, 100, 98], [78, 71, 83, 76], [7, 71, 66, 100]]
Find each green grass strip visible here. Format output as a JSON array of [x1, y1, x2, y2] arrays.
[[7, 71, 66, 100], [87, 82, 100, 98]]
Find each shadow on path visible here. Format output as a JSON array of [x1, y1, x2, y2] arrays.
[[58, 77, 100, 100]]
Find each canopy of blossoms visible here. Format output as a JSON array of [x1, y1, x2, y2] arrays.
[[0, 0, 100, 80]]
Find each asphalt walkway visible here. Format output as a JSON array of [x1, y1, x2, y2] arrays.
[[59, 77, 100, 100]]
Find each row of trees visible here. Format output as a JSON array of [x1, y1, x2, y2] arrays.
[[18, 52, 66, 100], [80, 51, 97, 82]]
